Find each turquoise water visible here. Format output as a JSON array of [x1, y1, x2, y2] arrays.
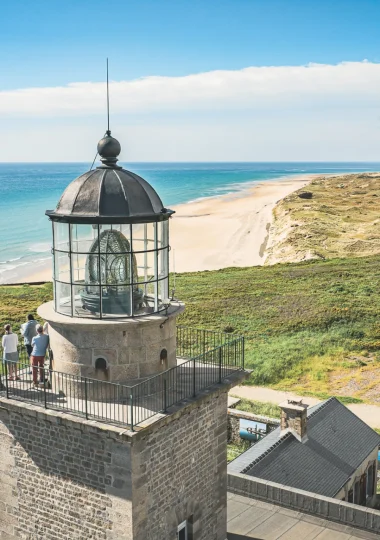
[[1, 161, 379, 282]]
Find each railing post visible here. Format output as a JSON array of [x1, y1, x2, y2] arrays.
[[130, 391, 134, 431], [193, 356, 196, 397], [218, 347, 222, 383], [242, 337, 245, 370], [163, 378, 167, 413], [4, 360, 9, 399], [84, 377, 88, 420], [43, 369, 47, 409]]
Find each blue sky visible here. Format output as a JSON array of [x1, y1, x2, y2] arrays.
[[2, 0, 380, 88], [1, 0, 380, 161]]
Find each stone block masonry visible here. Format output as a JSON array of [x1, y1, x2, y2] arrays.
[[0, 385, 229, 540], [132, 390, 228, 540], [0, 401, 132, 540]]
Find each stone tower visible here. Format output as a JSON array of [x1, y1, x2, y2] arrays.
[[0, 130, 247, 540]]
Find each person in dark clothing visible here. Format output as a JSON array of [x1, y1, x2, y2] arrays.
[[31, 325, 49, 387], [20, 314, 38, 371]]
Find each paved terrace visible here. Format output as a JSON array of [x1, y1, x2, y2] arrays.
[[227, 493, 379, 540]]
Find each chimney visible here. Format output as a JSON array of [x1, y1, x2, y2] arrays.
[[279, 399, 308, 443]]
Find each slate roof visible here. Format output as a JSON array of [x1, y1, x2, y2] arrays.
[[228, 397, 380, 497]]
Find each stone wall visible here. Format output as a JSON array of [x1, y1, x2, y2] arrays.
[[0, 384, 229, 540], [132, 390, 228, 540], [228, 471, 380, 535], [0, 399, 132, 540]]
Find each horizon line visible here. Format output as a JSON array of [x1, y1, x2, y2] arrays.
[[1, 160, 380, 165]]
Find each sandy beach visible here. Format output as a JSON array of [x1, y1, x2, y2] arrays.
[[8, 174, 315, 283]]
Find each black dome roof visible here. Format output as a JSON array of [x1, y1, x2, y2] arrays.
[[46, 134, 173, 224]]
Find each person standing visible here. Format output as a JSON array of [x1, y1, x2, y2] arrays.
[[20, 314, 38, 372], [42, 321, 53, 371], [30, 325, 49, 387], [2, 324, 20, 381]]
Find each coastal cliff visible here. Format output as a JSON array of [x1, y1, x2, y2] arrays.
[[264, 173, 380, 265]]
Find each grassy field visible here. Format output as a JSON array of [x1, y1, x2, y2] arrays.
[[1, 254, 380, 403]]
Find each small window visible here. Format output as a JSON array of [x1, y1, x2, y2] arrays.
[[367, 463, 375, 498], [95, 357, 107, 371], [354, 480, 360, 504], [177, 521, 187, 540]]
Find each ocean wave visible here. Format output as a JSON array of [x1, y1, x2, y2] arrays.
[[0, 256, 50, 271], [0, 257, 23, 264], [28, 242, 51, 253]]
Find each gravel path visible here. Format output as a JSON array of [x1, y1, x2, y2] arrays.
[[231, 385, 380, 429]]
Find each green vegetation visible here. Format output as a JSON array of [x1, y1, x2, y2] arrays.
[[0, 283, 52, 335], [1, 254, 380, 403], [227, 440, 252, 463], [176, 255, 380, 403], [266, 173, 380, 265], [230, 397, 281, 418]]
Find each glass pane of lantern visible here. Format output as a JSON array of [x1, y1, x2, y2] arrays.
[[134, 248, 156, 284], [72, 253, 100, 285], [132, 223, 155, 251], [55, 282, 72, 316], [161, 220, 169, 248], [133, 282, 145, 315], [53, 222, 70, 252], [158, 276, 169, 305], [71, 224, 97, 253], [142, 281, 156, 312], [99, 225, 131, 253], [54, 251, 71, 283], [72, 284, 100, 318], [156, 221, 163, 248], [101, 285, 133, 318], [158, 247, 169, 281], [120, 224, 132, 244]]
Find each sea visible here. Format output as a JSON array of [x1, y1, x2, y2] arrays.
[[1, 161, 379, 283]]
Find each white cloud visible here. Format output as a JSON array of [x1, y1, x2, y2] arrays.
[[1, 61, 380, 161], [1, 61, 380, 117]]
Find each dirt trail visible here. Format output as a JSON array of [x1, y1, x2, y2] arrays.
[[231, 385, 380, 429]]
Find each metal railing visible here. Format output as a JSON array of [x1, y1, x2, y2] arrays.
[[176, 325, 237, 359], [0, 327, 244, 430]]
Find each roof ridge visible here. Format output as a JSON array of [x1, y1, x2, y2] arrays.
[[241, 431, 293, 474], [307, 396, 380, 439], [307, 397, 336, 420]]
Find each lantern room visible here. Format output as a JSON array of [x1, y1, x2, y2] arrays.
[[46, 132, 173, 319], [39, 131, 183, 386]]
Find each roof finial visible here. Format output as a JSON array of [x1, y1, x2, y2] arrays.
[[106, 58, 110, 135]]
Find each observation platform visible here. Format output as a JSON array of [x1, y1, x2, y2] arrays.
[[0, 326, 247, 431]]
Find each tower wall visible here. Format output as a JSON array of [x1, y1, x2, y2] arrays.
[[37, 301, 184, 385], [0, 386, 228, 540]]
